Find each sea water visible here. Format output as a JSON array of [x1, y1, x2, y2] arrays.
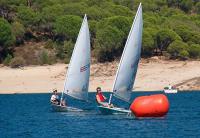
[[0, 91, 200, 138]]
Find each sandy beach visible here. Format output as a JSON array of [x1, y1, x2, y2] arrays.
[[0, 58, 200, 94]]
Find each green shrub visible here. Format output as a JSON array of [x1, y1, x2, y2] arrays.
[[2, 0, 200, 63], [17, 6, 39, 28], [174, 25, 200, 44], [54, 15, 82, 41], [95, 25, 124, 62], [39, 50, 49, 65], [179, 50, 189, 60], [3, 54, 13, 66], [12, 21, 25, 45], [97, 16, 131, 42], [0, 18, 15, 47], [156, 29, 181, 53], [9, 57, 25, 68], [142, 29, 156, 56], [52, 40, 74, 63], [167, 40, 189, 58], [45, 39, 54, 49], [180, 0, 193, 13], [63, 40, 74, 63], [54, 42, 65, 59], [188, 44, 200, 58], [195, 2, 200, 14], [38, 50, 56, 65]]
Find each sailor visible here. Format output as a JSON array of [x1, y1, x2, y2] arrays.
[[96, 87, 113, 107], [50, 89, 59, 105]]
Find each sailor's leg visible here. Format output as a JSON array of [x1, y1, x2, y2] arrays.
[[99, 102, 113, 107]]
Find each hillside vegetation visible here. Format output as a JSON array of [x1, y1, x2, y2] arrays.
[[0, 0, 200, 67]]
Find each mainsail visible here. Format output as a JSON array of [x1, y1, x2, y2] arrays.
[[63, 15, 90, 101], [112, 3, 143, 102]]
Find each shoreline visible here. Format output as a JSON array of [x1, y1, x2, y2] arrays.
[[0, 59, 200, 94], [1, 90, 200, 95]]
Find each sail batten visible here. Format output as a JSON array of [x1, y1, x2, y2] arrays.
[[112, 3, 143, 102], [63, 14, 90, 101]]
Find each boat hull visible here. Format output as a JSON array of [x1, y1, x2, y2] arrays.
[[164, 89, 178, 93], [51, 104, 83, 112], [98, 105, 131, 115]]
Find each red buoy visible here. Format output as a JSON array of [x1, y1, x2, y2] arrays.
[[130, 94, 169, 117]]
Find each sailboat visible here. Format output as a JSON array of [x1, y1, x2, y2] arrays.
[[98, 3, 143, 114], [164, 85, 178, 93], [51, 14, 91, 112]]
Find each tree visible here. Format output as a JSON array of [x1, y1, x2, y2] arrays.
[[41, 4, 64, 22], [26, 0, 32, 7], [190, 33, 200, 45], [0, 18, 15, 47], [179, 50, 189, 60], [0, 18, 15, 61], [0, 0, 26, 21], [188, 44, 200, 58], [86, 6, 110, 20], [12, 22, 25, 45], [86, 0, 108, 7], [97, 16, 132, 45], [180, 0, 193, 13], [174, 25, 200, 44], [112, 0, 134, 10], [108, 5, 132, 16], [103, 16, 131, 35], [0, 0, 11, 21], [142, 30, 156, 56], [144, 13, 161, 27], [53, 15, 82, 41], [167, 40, 189, 58], [40, 4, 64, 39], [1, 0, 200, 63], [167, 0, 193, 13], [167, 0, 179, 7], [156, 29, 181, 54], [62, 3, 86, 17], [63, 40, 74, 63], [89, 20, 98, 49], [30, 0, 55, 10], [53, 40, 74, 62], [195, 2, 200, 14], [17, 6, 39, 28], [173, 25, 192, 42], [95, 25, 124, 62]]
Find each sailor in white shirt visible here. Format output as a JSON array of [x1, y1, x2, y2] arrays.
[[50, 89, 59, 104]]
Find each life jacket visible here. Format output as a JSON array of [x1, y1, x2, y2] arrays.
[[97, 93, 105, 102]]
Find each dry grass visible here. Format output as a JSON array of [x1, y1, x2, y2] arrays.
[[13, 42, 56, 65]]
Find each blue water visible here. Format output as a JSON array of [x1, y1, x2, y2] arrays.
[[0, 91, 200, 138]]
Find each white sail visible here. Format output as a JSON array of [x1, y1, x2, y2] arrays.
[[112, 3, 143, 102], [63, 15, 90, 101]]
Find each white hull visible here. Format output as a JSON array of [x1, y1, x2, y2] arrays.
[[51, 104, 83, 112], [164, 89, 178, 93], [98, 105, 131, 115]]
